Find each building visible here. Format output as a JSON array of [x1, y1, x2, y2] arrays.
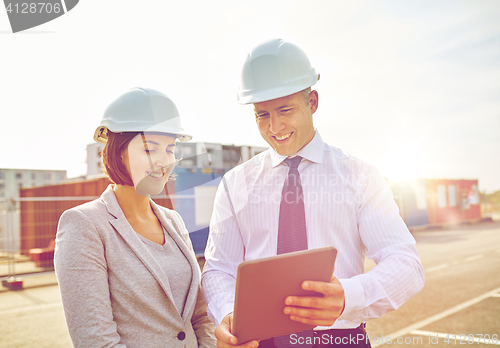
[[0, 168, 67, 201], [86, 143, 106, 177], [174, 142, 266, 169]]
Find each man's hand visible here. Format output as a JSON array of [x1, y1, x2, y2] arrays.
[[214, 313, 260, 348], [283, 275, 345, 326]]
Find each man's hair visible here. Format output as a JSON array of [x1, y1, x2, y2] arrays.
[[102, 131, 138, 186], [301, 87, 312, 105]]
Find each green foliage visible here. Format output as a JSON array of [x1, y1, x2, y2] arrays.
[[481, 190, 500, 205]]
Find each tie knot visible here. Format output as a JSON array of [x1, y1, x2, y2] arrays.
[[285, 156, 302, 169]]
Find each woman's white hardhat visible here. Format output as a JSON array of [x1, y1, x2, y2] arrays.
[[94, 87, 192, 143], [237, 39, 320, 104]]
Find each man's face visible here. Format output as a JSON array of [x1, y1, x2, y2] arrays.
[[254, 90, 318, 156]]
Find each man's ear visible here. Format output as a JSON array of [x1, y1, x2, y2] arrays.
[[309, 90, 319, 114]]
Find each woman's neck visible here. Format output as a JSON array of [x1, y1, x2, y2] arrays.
[[112, 184, 153, 219]]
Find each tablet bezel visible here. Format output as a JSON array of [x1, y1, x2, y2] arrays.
[[232, 246, 337, 344]]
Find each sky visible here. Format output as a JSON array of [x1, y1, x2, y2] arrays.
[[1, 0, 499, 192]]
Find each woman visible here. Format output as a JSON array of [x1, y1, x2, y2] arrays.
[[54, 87, 216, 348]]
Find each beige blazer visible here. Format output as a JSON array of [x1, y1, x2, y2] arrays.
[[54, 185, 216, 348]]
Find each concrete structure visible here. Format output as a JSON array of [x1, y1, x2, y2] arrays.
[[174, 142, 267, 170], [0, 168, 67, 202], [86, 143, 106, 177]]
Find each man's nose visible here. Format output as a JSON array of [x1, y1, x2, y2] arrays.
[[269, 113, 284, 134]]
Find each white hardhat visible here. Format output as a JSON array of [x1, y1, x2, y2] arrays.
[[94, 87, 192, 143], [237, 39, 320, 104]]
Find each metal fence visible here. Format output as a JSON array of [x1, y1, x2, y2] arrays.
[[0, 196, 99, 283]]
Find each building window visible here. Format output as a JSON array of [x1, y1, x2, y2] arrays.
[[223, 147, 242, 169], [448, 185, 457, 207], [437, 185, 447, 208], [0, 171, 4, 180], [16, 172, 22, 179], [31, 173, 36, 180], [468, 185, 480, 205], [44, 173, 51, 180], [415, 180, 427, 210]]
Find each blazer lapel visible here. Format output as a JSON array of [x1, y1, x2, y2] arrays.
[[151, 201, 200, 324], [100, 186, 178, 317]]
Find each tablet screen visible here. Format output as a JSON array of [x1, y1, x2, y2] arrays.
[[232, 246, 337, 343]]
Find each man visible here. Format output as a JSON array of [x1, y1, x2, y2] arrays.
[[201, 39, 424, 348]]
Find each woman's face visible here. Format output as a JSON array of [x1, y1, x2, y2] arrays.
[[122, 133, 176, 197]]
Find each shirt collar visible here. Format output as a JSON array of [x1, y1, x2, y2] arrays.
[[269, 129, 324, 167]]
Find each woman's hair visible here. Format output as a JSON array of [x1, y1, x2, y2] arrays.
[[102, 131, 137, 186], [101, 130, 179, 185]]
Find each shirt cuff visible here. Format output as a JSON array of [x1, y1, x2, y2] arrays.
[[209, 301, 235, 327], [337, 278, 365, 321]]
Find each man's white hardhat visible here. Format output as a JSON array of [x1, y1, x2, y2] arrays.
[[94, 87, 192, 143], [237, 39, 320, 104]]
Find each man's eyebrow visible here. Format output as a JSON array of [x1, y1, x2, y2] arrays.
[[255, 104, 294, 114], [276, 104, 294, 110]]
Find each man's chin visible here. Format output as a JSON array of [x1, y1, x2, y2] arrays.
[[271, 144, 295, 157]]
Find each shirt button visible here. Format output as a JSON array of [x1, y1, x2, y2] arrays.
[[177, 331, 186, 340]]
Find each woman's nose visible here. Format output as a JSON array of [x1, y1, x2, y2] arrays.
[[154, 152, 175, 168]]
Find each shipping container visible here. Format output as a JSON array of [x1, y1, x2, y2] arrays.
[[390, 178, 481, 227], [426, 179, 481, 225], [19, 177, 175, 255]]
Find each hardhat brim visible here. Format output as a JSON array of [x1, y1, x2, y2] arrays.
[[93, 126, 192, 144], [237, 72, 320, 104]]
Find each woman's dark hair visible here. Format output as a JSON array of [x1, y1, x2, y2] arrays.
[[102, 131, 139, 186]]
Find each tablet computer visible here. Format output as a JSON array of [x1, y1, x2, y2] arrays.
[[232, 246, 337, 344]]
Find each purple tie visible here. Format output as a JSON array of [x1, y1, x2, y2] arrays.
[[275, 156, 313, 348], [277, 157, 308, 254]]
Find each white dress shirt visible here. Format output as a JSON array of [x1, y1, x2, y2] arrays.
[[201, 130, 424, 330]]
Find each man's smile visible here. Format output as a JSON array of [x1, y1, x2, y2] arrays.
[[274, 132, 293, 141]]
